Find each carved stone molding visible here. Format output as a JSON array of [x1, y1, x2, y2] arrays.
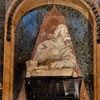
[[85, 0, 100, 43], [6, 0, 22, 41]]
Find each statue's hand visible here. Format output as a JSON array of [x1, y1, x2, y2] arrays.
[[49, 61, 65, 69]]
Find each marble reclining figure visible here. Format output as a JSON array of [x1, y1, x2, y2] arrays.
[[26, 24, 77, 78]]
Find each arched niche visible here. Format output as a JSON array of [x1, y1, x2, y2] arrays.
[[3, 0, 100, 100]]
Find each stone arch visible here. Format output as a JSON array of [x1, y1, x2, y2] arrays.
[[3, 0, 100, 100]]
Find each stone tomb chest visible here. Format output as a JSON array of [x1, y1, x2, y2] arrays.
[[25, 77, 82, 100]]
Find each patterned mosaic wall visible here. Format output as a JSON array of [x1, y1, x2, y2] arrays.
[[95, 0, 100, 7], [15, 5, 93, 100]]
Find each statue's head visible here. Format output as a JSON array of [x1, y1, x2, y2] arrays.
[[52, 24, 70, 41]]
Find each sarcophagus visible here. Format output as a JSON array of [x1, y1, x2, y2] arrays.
[[25, 77, 82, 100]]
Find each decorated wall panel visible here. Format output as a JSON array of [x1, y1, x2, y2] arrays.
[[15, 5, 93, 100]]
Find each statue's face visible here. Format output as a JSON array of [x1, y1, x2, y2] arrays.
[[48, 24, 69, 42], [53, 24, 68, 40]]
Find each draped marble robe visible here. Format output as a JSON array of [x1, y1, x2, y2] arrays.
[[26, 24, 77, 77], [33, 24, 77, 69]]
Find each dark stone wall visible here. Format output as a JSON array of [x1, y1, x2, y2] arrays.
[[0, 0, 5, 99], [95, 0, 100, 7], [0, 0, 5, 78]]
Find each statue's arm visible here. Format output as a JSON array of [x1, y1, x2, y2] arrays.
[[49, 49, 77, 69], [49, 60, 76, 69]]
